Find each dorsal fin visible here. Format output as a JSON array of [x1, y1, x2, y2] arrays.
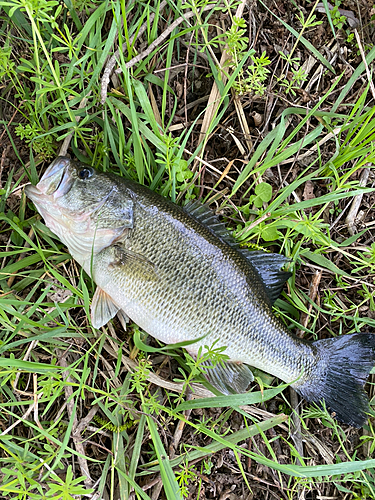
[[184, 200, 291, 304], [183, 200, 238, 247], [239, 250, 291, 304]]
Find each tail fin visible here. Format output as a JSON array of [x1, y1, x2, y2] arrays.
[[295, 333, 375, 427]]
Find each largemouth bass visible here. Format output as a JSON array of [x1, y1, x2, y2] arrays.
[[25, 157, 375, 427]]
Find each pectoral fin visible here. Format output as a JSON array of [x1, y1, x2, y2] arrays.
[[110, 245, 157, 281], [199, 358, 254, 394], [91, 287, 120, 328]]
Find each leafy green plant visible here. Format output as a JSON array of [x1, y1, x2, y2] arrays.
[[175, 341, 231, 402], [46, 466, 93, 500], [0, 39, 16, 79], [330, 2, 347, 29], [274, 5, 322, 96], [156, 134, 194, 200], [72, 0, 100, 15], [250, 181, 272, 208], [209, 16, 271, 95], [176, 462, 199, 498], [15, 122, 57, 159], [233, 51, 271, 96]]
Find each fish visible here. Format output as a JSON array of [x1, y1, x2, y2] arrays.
[[25, 156, 375, 427]]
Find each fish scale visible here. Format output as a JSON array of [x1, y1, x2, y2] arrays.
[[89, 179, 313, 383], [25, 156, 375, 427]]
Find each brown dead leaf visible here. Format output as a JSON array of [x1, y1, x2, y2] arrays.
[[303, 180, 315, 200]]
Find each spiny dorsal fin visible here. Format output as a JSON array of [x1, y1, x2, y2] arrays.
[[184, 200, 291, 303], [183, 200, 238, 248]]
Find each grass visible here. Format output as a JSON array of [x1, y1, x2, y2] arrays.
[[0, 0, 375, 498]]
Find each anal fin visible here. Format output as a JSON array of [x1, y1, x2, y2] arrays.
[[200, 359, 254, 395]]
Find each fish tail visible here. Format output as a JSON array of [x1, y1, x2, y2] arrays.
[[295, 332, 375, 427]]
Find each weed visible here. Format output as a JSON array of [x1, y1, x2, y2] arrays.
[[1, 0, 375, 498], [210, 16, 271, 95], [15, 122, 57, 159], [330, 1, 347, 30], [45, 466, 93, 499], [176, 461, 198, 498]]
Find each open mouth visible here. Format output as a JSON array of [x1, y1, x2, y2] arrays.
[[25, 157, 72, 201]]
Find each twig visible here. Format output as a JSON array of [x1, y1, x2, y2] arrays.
[[224, 125, 246, 156], [278, 126, 341, 165], [289, 388, 304, 465], [217, 159, 235, 185], [316, 2, 359, 28], [298, 270, 323, 335], [184, 148, 237, 184], [169, 388, 193, 459], [154, 62, 208, 74], [1, 393, 43, 436], [13, 339, 38, 392], [354, 30, 375, 100], [345, 167, 370, 236], [100, 0, 168, 104], [235, 212, 271, 237], [33, 374, 43, 430], [151, 481, 164, 500], [142, 475, 162, 491], [81, 439, 114, 456], [148, 83, 163, 129], [330, 195, 355, 230], [0, 104, 22, 144], [302, 429, 334, 464], [74, 404, 100, 435], [0, 144, 11, 190], [114, 7, 215, 74], [59, 93, 92, 157], [232, 95, 253, 154]]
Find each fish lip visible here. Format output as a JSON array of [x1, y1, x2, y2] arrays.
[[24, 183, 42, 202], [25, 157, 73, 200]]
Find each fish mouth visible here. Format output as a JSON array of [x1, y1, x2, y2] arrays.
[[25, 156, 73, 201]]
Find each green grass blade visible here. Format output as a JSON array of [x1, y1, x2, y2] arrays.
[[142, 415, 287, 471], [258, 0, 334, 73], [146, 415, 183, 499], [116, 468, 153, 500], [175, 385, 287, 411]]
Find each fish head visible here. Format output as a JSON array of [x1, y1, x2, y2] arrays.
[[25, 156, 133, 263]]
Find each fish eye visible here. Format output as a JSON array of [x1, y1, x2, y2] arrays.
[[78, 167, 94, 180]]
